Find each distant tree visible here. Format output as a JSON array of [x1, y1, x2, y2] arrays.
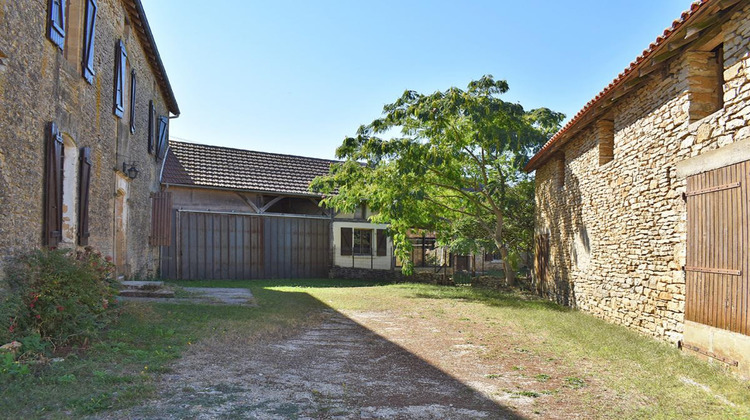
[[312, 76, 563, 284]]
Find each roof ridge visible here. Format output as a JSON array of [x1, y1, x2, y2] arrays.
[[168, 139, 340, 164]]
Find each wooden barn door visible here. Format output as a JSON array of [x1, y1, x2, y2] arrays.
[[170, 212, 330, 280], [685, 160, 749, 336]]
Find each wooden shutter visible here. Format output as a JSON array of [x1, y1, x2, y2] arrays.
[[77, 147, 92, 245], [44, 123, 64, 247], [147, 100, 155, 154], [113, 40, 126, 117], [48, 0, 66, 50], [81, 0, 97, 83], [340, 227, 353, 256], [376, 229, 387, 256], [129, 70, 136, 133], [156, 116, 168, 161], [150, 191, 172, 246]]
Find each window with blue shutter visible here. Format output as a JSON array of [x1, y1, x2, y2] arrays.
[[81, 0, 97, 83], [113, 40, 127, 117], [156, 116, 168, 161], [47, 0, 66, 50], [129, 70, 137, 133]]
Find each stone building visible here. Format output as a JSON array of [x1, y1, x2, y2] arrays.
[[0, 0, 179, 278], [526, 0, 750, 377]]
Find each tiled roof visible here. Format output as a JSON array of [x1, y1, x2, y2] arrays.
[[525, 0, 716, 171], [161, 141, 339, 196]]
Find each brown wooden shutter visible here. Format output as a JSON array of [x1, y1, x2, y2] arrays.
[[156, 116, 168, 161], [147, 100, 155, 154], [77, 147, 92, 245], [81, 0, 97, 83], [376, 229, 387, 256], [113, 40, 126, 117], [48, 0, 66, 50], [150, 191, 172, 246], [129, 70, 136, 133], [44, 122, 64, 247], [340, 227, 352, 256]]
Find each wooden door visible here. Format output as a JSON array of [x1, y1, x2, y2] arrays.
[[685, 160, 749, 336]]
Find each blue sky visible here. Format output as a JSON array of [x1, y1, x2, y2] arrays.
[[143, 0, 691, 160]]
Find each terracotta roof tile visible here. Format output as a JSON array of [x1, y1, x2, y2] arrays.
[[161, 141, 338, 196], [525, 0, 713, 171]]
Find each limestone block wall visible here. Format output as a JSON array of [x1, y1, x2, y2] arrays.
[[0, 1, 174, 277], [534, 4, 750, 343]]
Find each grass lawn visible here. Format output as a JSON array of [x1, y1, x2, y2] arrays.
[[2, 280, 749, 419]]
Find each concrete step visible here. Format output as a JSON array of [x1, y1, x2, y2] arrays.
[[120, 281, 165, 291], [118, 288, 175, 298]]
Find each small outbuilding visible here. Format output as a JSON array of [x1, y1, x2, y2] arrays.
[[158, 141, 393, 279]]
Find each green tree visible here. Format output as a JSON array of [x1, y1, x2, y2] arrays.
[[312, 76, 563, 284]]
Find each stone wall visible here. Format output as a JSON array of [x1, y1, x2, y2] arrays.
[[534, 4, 750, 343], [0, 1, 174, 278]]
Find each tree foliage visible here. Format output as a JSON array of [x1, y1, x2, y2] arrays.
[[312, 76, 563, 281]]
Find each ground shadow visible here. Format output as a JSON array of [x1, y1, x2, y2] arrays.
[[119, 286, 527, 419]]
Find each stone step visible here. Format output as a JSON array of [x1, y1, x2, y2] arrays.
[[118, 288, 175, 298], [120, 280, 165, 291]]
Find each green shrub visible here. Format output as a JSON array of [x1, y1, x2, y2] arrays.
[[0, 248, 117, 349]]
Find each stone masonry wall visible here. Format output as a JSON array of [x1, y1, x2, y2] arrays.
[[534, 4, 750, 343], [0, 1, 173, 278]]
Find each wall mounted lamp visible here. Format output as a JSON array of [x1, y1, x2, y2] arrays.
[[122, 162, 139, 180]]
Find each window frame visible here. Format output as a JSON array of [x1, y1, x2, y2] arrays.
[[352, 228, 372, 256]]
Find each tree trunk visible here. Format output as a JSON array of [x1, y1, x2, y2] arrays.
[[498, 244, 516, 287], [493, 210, 515, 286]]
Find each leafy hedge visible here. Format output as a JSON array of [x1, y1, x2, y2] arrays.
[[0, 248, 117, 350]]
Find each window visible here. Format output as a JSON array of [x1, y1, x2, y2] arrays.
[[81, 0, 97, 83], [44, 122, 64, 247], [129, 70, 137, 133], [113, 40, 127, 117], [47, 0, 66, 50], [353, 229, 372, 255], [340, 227, 373, 256]]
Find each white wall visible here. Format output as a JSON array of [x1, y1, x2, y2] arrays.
[[332, 221, 392, 270]]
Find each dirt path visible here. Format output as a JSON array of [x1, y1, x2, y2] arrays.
[[101, 309, 521, 419]]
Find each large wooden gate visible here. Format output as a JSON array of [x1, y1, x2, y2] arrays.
[[161, 211, 331, 280], [685, 160, 749, 335]]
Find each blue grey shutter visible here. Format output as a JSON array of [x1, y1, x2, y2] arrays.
[[48, 0, 66, 50], [113, 40, 126, 117], [129, 70, 137, 133], [81, 0, 97, 83], [156, 116, 168, 161], [147, 100, 155, 154], [44, 123, 64, 247], [78, 147, 92, 245]]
